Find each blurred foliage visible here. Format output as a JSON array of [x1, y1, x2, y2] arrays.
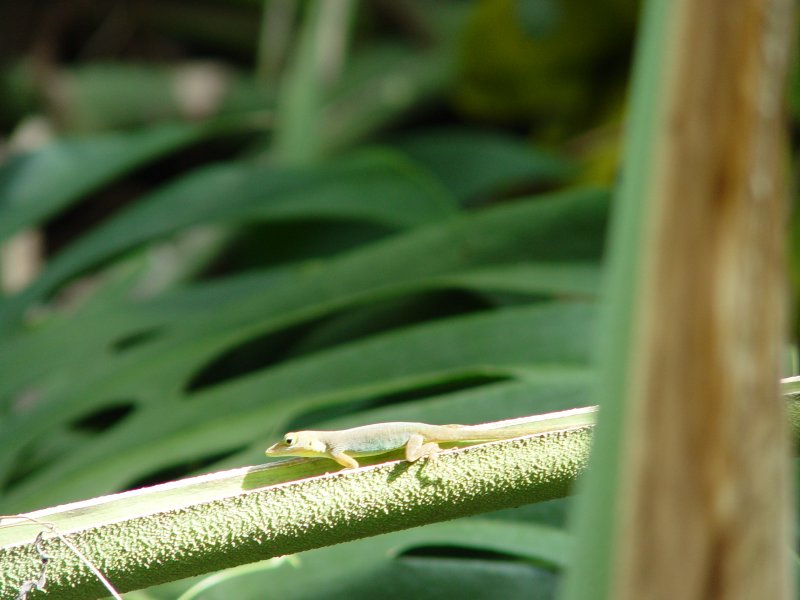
[[455, 0, 636, 140], [0, 0, 640, 598]]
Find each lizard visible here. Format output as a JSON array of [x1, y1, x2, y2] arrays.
[[265, 406, 596, 469]]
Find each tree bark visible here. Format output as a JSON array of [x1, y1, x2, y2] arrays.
[[615, 1, 795, 598]]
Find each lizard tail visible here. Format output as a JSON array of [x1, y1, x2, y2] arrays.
[[434, 407, 597, 442]]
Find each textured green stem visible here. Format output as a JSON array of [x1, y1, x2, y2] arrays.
[[0, 419, 592, 599]]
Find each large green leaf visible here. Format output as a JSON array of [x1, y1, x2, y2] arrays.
[[4, 302, 594, 511], [0, 149, 455, 328], [0, 121, 212, 242], [0, 187, 606, 513], [0, 188, 606, 405], [392, 128, 576, 203], [0, 4, 614, 599]]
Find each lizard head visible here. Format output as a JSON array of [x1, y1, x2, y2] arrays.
[[265, 431, 327, 458]]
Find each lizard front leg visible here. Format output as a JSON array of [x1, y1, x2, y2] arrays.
[[330, 449, 360, 469], [405, 434, 442, 462]]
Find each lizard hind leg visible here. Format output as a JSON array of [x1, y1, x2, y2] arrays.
[[405, 434, 442, 463]]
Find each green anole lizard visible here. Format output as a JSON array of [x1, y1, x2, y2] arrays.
[[265, 406, 597, 469]]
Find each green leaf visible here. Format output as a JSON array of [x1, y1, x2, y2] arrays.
[[561, 1, 676, 598], [0, 188, 606, 511], [392, 128, 575, 203], [3, 302, 595, 511], [0, 187, 606, 402], [271, 1, 355, 164], [3, 150, 454, 318], [0, 121, 209, 242]]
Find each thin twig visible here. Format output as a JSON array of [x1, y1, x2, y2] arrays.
[[1, 514, 123, 600]]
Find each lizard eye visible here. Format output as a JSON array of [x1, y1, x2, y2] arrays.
[[284, 435, 295, 446]]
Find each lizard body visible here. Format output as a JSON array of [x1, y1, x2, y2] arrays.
[[265, 406, 596, 469]]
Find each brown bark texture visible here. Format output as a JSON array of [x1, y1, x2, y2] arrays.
[[615, 1, 795, 599]]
